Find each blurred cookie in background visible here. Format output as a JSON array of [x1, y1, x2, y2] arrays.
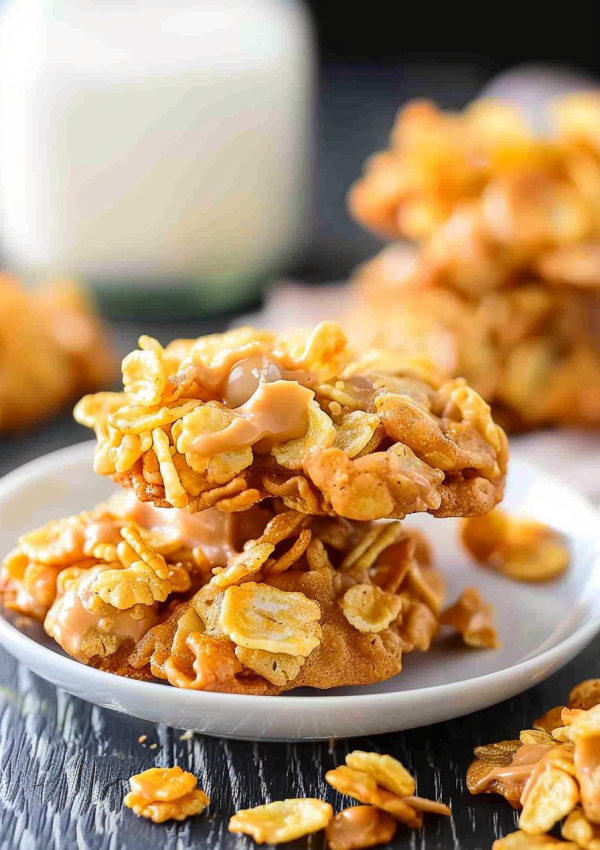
[[0, 276, 115, 431]]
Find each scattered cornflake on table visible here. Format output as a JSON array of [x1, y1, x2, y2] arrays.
[[228, 798, 333, 844], [468, 679, 600, 846], [325, 750, 450, 831], [124, 766, 209, 823]]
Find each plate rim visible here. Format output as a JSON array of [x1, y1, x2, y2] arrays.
[[0, 439, 599, 715]]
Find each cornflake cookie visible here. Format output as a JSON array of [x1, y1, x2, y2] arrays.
[[462, 508, 569, 582], [346, 95, 600, 431], [349, 270, 600, 431], [0, 275, 114, 431], [349, 95, 600, 291], [1, 493, 449, 694], [74, 322, 507, 520], [124, 766, 209, 823], [467, 679, 600, 845]]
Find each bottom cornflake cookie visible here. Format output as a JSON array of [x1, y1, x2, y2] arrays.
[[124, 766, 209, 823], [1, 493, 458, 695], [325, 806, 397, 850], [228, 798, 333, 844]]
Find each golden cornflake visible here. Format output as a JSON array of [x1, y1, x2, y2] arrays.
[[122, 349, 166, 406], [272, 400, 335, 470], [341, 584, 403, 633], [462, 509, 569, 582], [218, 582, 322, 656], [124, 766, 209, 823], [228, 799, 333, 844], [569, 680, 600, 711], [324, 766, 422, 828], [563, 808, 600, 849], [152, 428, 188, 509], [494, 832, 578, 849], [535, 706, 567, 734], [345, 750, 415, 798], [333, 410, 381, 458], [89, 562, 170, 609], [519, 765, 579, 834], [210, 542, 274, 589], [440, 587, 500, 648], [235, 648, 305, 687]]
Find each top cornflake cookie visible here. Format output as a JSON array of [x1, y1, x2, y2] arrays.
[[75, 322, 507, 521]]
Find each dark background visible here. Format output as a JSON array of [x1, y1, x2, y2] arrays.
[[297, 4, 600, 283], [303, 5, 596, 71]]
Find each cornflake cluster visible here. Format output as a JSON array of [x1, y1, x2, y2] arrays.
[[124, 766, 209, 823], [1, 322, 572, 695], [347, 95, 600, 430], [467, 678, 600, 847], [0, 275, 114, 430], [74, 322, 507, 520], [122, 750, 450, 844], [228, 749, 450, 846]]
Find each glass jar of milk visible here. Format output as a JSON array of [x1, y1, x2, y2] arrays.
[[0, 0, 314, 316]]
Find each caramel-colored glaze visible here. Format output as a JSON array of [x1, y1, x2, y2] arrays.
[[44, 567, 159, 660], [190, 342, 275, 395], [224, 355, 317, 408], [472, 743, 556, 799], [186, 343, 317, 399], [186, 381, 314, 457], [325, 806, 397, 850], [12, 563, 61, 620], [123, 493, 270, 566], [83, 520, 123, 549]]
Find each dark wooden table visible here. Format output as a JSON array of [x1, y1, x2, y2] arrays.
[[1, 62, 595, 850]]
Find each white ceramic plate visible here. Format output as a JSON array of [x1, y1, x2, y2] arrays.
[[0, 441, 599, 741]]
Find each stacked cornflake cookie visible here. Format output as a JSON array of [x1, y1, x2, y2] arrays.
[[0, 321, 514, 694], [348, 94, 600, 430]]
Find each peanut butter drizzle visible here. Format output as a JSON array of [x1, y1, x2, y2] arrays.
[[187, 344, 318, 400], [186, 381, 314, 457], [123, 494, 270, 566], [84, 520, 123, 549], [472, 743, 556, 798], [224, 355, 317, 408], [45, 567, 159, 660]]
